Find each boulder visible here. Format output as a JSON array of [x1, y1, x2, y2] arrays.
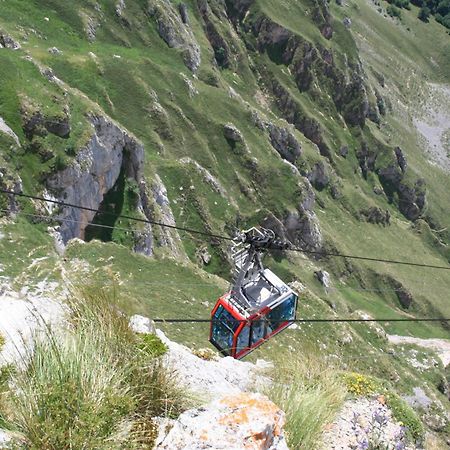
[[156, 329, 268, 396], [314, 270, 331, 290], [129, 314, 155, 334], [0, 32, 20, 50], [339, 145, 349, 158], [154, 392, 288, 450], [360, 207, 390, 226], [48, 47, 62, 55]]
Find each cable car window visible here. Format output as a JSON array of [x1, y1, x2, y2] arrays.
[[267, 294, 297, 330], [212, 305, 240, 354], [236, 325, 250, 351], [250, 320, 266, 345]]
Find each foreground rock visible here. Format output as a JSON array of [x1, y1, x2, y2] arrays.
[[154, 392, 288, 450], [156, 330, 268, 397], [0, 287, 65, 366]]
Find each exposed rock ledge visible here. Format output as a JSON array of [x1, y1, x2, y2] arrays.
[[387, 335, 450, 367]]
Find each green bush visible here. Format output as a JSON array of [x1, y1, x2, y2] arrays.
[[136, 333, 167, 358]]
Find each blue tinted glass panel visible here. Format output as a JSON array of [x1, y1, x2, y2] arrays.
[[250, 320, 266, 345], [266, 294, 297, 331], [211, 305, 240, 354], [236, 325, 250, 351], [211, 321, 233, 355]]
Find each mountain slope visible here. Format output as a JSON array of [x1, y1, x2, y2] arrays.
[[0, 0, 449, 444]]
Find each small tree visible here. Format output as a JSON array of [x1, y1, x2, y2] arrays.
[[418, 6, 431, 21]]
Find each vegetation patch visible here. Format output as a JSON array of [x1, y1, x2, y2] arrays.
[[266, 348, 346, 449], [0, 285, 190, 449]]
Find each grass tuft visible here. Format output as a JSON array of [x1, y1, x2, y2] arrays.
[[265, 348, 346, 450], [0, 284, 190, 449]]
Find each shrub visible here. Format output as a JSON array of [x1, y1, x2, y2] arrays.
[[265, 348, 346, 449], [342, 372, 378, 397], [387, 5, 402, 17], [136, 333, 167, 358]]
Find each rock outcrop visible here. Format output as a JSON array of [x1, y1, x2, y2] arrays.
[[307, 161, 329, 190], [0, 31, 21, 50], [149, 0, 201, 72], [154, 392, 288, 450], [46, 115, 157, 255], [266, 123, 301, 164]]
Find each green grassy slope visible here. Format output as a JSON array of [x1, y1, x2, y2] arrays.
[[0, 0, 450, 440]]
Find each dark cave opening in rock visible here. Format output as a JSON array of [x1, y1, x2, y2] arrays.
[[85, 167, 126, 243]]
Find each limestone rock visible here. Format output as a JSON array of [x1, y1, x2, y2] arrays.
[[154, 392, 288, 450], [180, 157, 229, 199], [343, 17, 352, 28], [149, 0, 201, 72], [339, 145, 349, 158], [0, 429, 12, 448], [223, 123, 244, 143], [360, 207, 390, 226], [394, 146, 407, 173], [315, 270, 331, 290], [180, 72, 198, 98], [307, 161, 329, 190], [156, 330, 268, 396], [48, 47, 62, 55], [0, 116, 20, 146], [148, 174, 184, 257], [0, 32, 20, 50], [197, 246, 211, 265], [321, 398, 413, 450], [178, 3, 189, 24], [284, 209, 322, 251], [266, 122, 301, 164], [115, 0, 126, 17], [129, 314, 156, 334], [0, 288, 65, 367], [46, 115, 152, 254]]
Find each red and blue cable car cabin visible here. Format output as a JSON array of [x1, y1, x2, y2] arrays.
[[209, 228, 298, 359]]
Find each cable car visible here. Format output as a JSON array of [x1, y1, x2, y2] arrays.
[[209, 227, 298, 359]]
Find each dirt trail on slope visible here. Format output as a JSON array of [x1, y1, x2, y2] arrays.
[[387, 334, 450, 367]]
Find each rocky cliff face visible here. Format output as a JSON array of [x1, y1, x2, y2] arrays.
[[47, 115, 146, 243], [45, 115, 181, 257]]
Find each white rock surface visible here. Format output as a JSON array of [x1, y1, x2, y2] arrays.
[[0, 429, 12, 448], [156, 330, 269, 398], [388, 334, 450, 367], [320, 398, 413, 450], [0, 117, 20, 146], [0, 288, 65, 366], [154, 392, 288, 450], [129, 314, 155, 334]]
